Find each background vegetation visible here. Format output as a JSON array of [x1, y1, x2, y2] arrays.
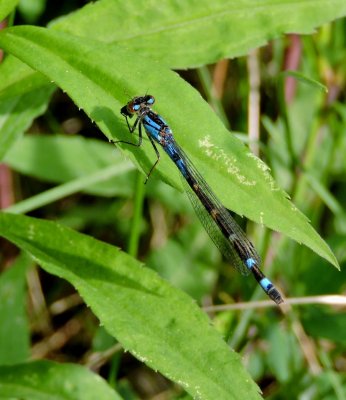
[[0, 1, 345, 399]]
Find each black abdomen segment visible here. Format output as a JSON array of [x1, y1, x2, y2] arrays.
[[183, 165, 283, 304]]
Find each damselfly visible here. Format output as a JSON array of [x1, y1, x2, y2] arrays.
[[119, 95, 283, 305]]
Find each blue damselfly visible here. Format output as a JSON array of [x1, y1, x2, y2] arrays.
[[119, 95, 283, 305]]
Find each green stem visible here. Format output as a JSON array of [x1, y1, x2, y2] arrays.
[[4, 163, 133, 214], [127, 171, 145, 258]]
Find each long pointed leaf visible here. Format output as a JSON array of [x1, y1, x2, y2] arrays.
[[0, 26, 338, 270], [52, 0, 346, 69], [0, 360, 123, 400], [0, 212, 262, 400]]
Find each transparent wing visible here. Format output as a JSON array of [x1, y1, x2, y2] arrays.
[[175, 145, 260, 276]]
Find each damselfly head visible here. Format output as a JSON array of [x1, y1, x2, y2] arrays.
[[121, 95, 155, 117]]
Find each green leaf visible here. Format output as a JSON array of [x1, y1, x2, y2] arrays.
[[279, 70, 328, 93], [0, 212, 261, 400], [3, 0, 346, 100], [303, 308, 346, 345], [0, 85, 55, 161], [0, 55, 49, 100], [0, 253, 30, 365], [0, 0, 18, 21], [0, 360, 123, 400], [4, 134, 135, 197], [52, 0, 346, 68], [0, 26, 338, 270], [4, 165, 134, 215]]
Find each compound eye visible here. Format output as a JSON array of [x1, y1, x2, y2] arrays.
[[146, 95, 155, 105], [120, 105, 132, 117], [133, 104, 140, 111]]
